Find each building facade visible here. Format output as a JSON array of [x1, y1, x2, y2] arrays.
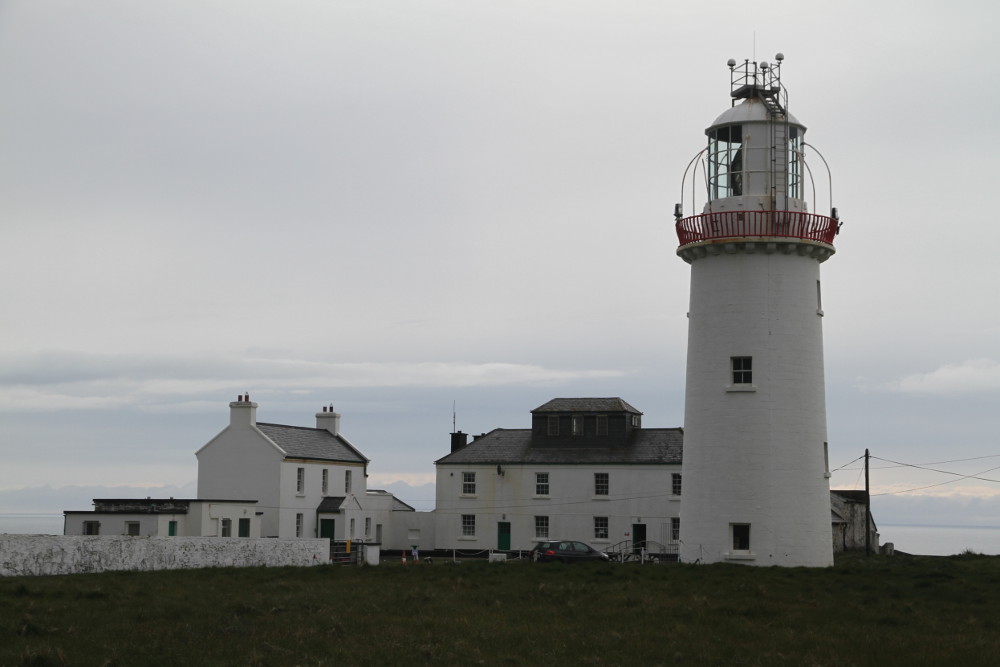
[[64, 498, 261, 538], [196, 396, 413, 544], [434, 398, 683, 554]]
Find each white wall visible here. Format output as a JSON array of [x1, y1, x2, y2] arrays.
[[0, 536, 330, 577], [277, 461, 365, 539], [680, 249, 833, 567], [435, 463, 682, 552], [197, 423, 281, 536], [65, 502, 261, 538]]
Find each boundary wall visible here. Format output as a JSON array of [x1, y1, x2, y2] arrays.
[[1, 535, 329, 577]]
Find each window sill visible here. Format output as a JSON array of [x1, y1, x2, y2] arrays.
[[459, 494, 477, 499], [724, 551, 756, 561], [532, 495, 550, 500], [669, 497, 681, 502], [457, 536, 477, 541], [592, 538, 610, 544], [726, 385, 757, 393]]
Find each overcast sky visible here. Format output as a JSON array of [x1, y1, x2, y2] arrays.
[[2, 1, 999, 529]]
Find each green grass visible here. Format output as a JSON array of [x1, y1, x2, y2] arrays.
[[3, 552, 1000, 666]]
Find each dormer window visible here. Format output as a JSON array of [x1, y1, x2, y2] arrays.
[[547, 415, 559, 436], [571, 415, 583, 436], [596, 415, 608, 436]]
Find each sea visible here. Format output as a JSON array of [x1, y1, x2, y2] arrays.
[[2, 514, 999, 556]]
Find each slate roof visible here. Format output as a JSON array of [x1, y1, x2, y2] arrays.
[[831, 489, 869, 503], [317, 496, 346, 513], [255, 423, 369, 464], [435, 428, 683, 465], [531, 398, 642, 414]]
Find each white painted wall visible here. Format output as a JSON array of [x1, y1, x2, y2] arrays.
[[0, 535, 329, 577], [679, 248, 833, 566], [197, 404, 282, 537], [64, 502, 261, 538], [435, 463, 681, 552], [277, 460, 365, 539]]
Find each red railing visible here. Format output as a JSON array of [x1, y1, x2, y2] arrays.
[[675, 210, 838, 247]]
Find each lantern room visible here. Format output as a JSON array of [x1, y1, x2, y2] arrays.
[[706, 55, 805, 214], [674, 54, 841, 260]]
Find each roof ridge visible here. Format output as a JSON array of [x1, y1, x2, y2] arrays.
[[256, 422, 325, 432]]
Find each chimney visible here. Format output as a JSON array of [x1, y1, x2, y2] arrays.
[[450, 431, 468, 453], [316, 404, 341, 436], [229, 394, 257, 428]]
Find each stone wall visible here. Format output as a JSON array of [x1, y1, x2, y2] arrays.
[[0, 535, 330, 577]]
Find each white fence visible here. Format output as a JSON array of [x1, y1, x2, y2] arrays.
[[0, 535, 330, 577]]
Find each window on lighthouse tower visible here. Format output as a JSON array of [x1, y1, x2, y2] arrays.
[[731, 356, 753, 384]]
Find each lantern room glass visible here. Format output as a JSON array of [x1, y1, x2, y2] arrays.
[[708, 124, 742, 199]]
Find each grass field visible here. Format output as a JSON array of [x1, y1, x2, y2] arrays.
[[3, 552, 999, 666]]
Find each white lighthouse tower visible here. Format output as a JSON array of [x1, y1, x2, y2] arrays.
[[675, 55, 839, 566]]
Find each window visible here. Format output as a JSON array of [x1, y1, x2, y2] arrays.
[[787, 125, 802, 199], [535, 472, 549, 496], [295, 513, 304, 538], [731, 356, 752, 384], [462, 472, 476, 495], [571, 415, 583, 436], [816, 280, 823, 315], [594, 472, 609, 496], [824, 442, 831, 477], [670, 517, 680, 542], [322, 469, 329, 495], [83, 521, 100, 535], [238, 518, 250, 538], [672, 473, 682, 496], [594, 516, 609, 540], [296, 467, 305, 494], [732, 523, 751, 551], [350, 518, 356, 538], [461, 514, 476, 537], [708, 124, 743, 199], [168, 520, 177, 537], [596, 415, 608, 436], [344, 469, 352, 494], [365, 517, 371, 537], [547, 415, 559, 436], [535, 516, 549, 539], [631, 414, 641, 428], [126, 521, 140, 536], [221, 518, 232, 537]]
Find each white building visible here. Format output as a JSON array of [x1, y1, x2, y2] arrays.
[[64, 498, 261, 538], [674, 55, 839, 566], [434, 398, 683, 555], [196, 395, 414, 544]]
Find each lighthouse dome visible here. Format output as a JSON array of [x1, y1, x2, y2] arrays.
[[708, 97, 803, 131]]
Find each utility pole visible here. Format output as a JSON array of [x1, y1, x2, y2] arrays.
[[865, 448, 871, 557]]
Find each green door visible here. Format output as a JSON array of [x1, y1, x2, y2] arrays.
[[320, 518, 336, 539], [238, 518, 251, 537], [497, 522, 511, 550]]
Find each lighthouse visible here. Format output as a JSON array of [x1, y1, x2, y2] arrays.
[[675, 55, 839, 566]]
